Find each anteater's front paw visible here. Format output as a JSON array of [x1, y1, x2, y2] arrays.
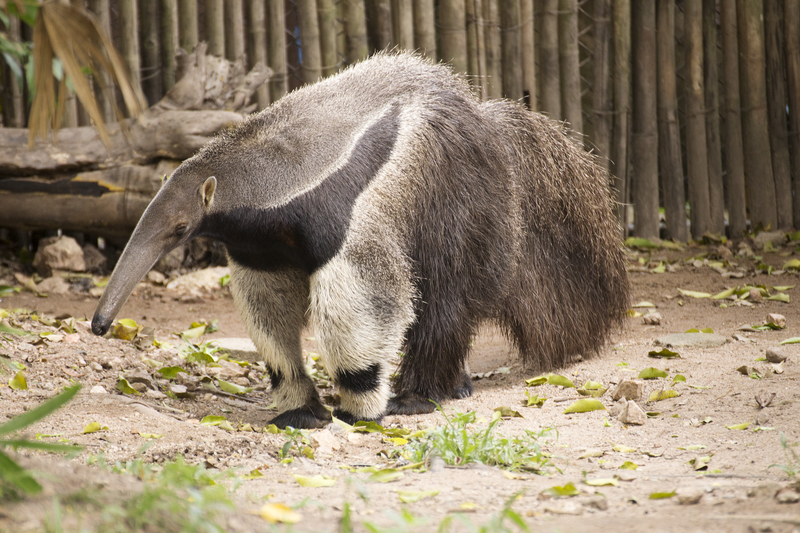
[[451, 372, 473, 399], [269, 399, 332, 429], [333, 408, 383, 426], [386, 391, 438, 415]]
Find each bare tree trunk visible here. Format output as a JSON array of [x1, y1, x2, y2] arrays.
[[593, 0, 612, 169], [657, 0, 687, 241], [249, 0, 270, 108], [345, 0, 370, 64], [763, 0, 793, 228], [612, 0, 631, 230], [268, 0, 288, 101], [540, 0, 561, 118], [483, 0, 502, 99], [393, 0, 415, 49], [318, 0, 339, 77], [206, 0, 225, 57], [632, 0, 659, 239], [737, 0, 777, 229], [67, 0, 91, 126], [161, 0, 179, 92], [178, 0, 198, 51], [368, 0, 394, 51], [139, 0, 161, 105], [684, 0, 711, 238], [521, 0, 536, 109], [466, 0, 481, 92], [559, 0, 581, 133], [501, 0, 523, 101], [704, 0, 724, 234], [297, 0, 322, 84], [786, 0, 800, 228], [413, 0, 437, 59], [225, 0, 246, 63], [1, 14, 24, 127], [473, 0, 487, 99], [440, 0, 468, 74], [720, 1, 748, 236]]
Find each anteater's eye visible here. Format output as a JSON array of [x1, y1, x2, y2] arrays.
[[175, 223, 188, 236]]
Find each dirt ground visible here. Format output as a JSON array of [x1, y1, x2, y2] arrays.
[[1, 239, 800, 532]]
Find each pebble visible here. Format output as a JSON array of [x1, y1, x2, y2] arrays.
[[90, 362, 103, 372], [676, 488, 703, 505], [776, 488, 800, 504], [766, 347, 789, 364], [90, 385, 108, 394], [612, 380, 643, 401], [618, 400, 647, 425]]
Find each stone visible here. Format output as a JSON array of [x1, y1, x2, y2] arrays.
[[155, 245, 186, 274], [608, 398, 627, 417], [81, 244, 107, 272], [618, 400, 647, 425], [749, 288, 763, 302], [310, 429, 341, 456], [675, 488, 703, 505], [166, 266, 230, 297], [766, 348, 789, 364], [145, 390, 167, 400], [654, 332, 728, 349], [89, 361, 103, 372], [90, 385, 107, 394], [582, 496, 609, 511], [753, 230, 785, 251], [147, 270, 167, 285], [212, 337, 260, 363], [124, 370, 156, 390], [36, 276, 71, 295], [776, 488, 800, 504], [767, 313, 786, 328], [33, 236, 86, 277], [612, 380, 643, 401], [207, 358, 249, 379], [717, 245, 734, 262]]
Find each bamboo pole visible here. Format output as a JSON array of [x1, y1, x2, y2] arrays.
[[631, 0, 658, 239], [318, 0, 338, 77], [737, 0, 777, 229], [440, 0, 468, 75], [592, 0, 611, 169], [612, 0, 631, 230], [177, 0, 198, 51], [368, 0, 394, 51], [684, 0, 711, 238], [87, 0, 115, 123], [139, 0, 160, 105], [206, 0, 225, 57], [225, 0, 246, 63], [483, 0, 502, 99], [268, 0, 288, 101], [68, 0, 90, 126], [297, 0, 322, 84], [393, 0, 414, 50], [344, 0, 370, 64], [1, 14, 24, 127], [763, 0, 793, 228], [521, 0, 535, 109], [249, 0, 270, 108], [559, 0, 581, 133], [160, 0, 178, 92], [703, 0, 724, 234], [118, 0, 141, 88], [473, 0, 487, 99], [540, 0, 560, 118], [413, 0, 436, 59], [656, 0, 687, 242], [336, 1, 347, 63], [466, 0, 481, 91], [786, 0, 800, 228], [720, 1, 748, 236], [500, 0, 523, 101]]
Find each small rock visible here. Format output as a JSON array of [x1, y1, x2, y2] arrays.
[[131, 382, 148, 393], [310, 429, 341, 456], [544, 501, 582, 515], [33, 236, 86, 277], [211, 338, 260, 362], [208, 358, 249, 379], [428, 455, 446, 473], [125, 370, 156, 390], [717, 245, 734, 262], [655, 333, 728, 349], [766, 347, 789, 364], [756, 412, 770, 426], [147, 270, 167, 285], [170, 384, 191, 397], [582, 496, 608, 511], [608, 398, 627, 417], [768, 314, 786, 328], [145, 390, 167, 400], [753, 230, 785, 251], [749, 288, 763, 302], [166, 266, 229, 296], [642, 312, 662, 326], [676, 488, 703, 505], [89, 361, 103, 372], [36, 276, 71, 295], [737, 241, 755, 257], [89, 286, 105, 298], [747, 483, 781, 499], [618, 400, 647, 425], [612, 380, 643, 401], [81, 244, 107, 272], [776, 488, 800, 504], [90, 385, 107, 394], [155, 246, 186, 274]]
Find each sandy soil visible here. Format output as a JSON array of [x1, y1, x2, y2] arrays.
[[1, 240, 800, 532]]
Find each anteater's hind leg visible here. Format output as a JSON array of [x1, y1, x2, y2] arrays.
[[228, 260, 331, 429], [387, 294, 475, 415]]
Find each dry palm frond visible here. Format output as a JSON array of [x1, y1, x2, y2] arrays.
[[28, 1, 147, 146]]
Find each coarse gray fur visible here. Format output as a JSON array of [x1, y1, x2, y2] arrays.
[[93, 52, 630, 429]]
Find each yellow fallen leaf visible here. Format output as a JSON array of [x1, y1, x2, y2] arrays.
[[258, 503, 301, 524]]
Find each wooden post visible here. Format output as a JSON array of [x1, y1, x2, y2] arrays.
[[657, 0, 687, 242], [559, 0, 581, 134], [684, 0, 711, 238], [500, 0, 523, 101], [368, 0, 394, 51], [177, 0, 198, 52], [521, 0, 535, 109], [720, 0, 748, 236], [206, 0, 225, 57], [440, 0, 468, 74], [268, 0, 288, 101], [160, 0, 179, 92], [249, 0, 270, 108], [413, 0, 437, 59], [631, 0, 659, 239], [139, 0, 161, 105], [344, 0, 369, 64], [483, 0, 502, 99], [785, 0, 800, 228], [318, 0, 339, 77], [225, 0, 246, 63], [703, 0, 724, 234], [612, 0, 631, 230], [540, 0, 560, 118], [763, 0, 793, 228], [297, 0, 322, 84], [593, 0, 612, 169], [393, 0, 415, 50], [737, 0, 777, 230]]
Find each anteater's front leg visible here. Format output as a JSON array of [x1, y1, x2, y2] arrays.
[[228, 260, 331, 429]]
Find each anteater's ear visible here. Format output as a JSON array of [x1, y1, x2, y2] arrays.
[[202, 176, 217, 209]]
